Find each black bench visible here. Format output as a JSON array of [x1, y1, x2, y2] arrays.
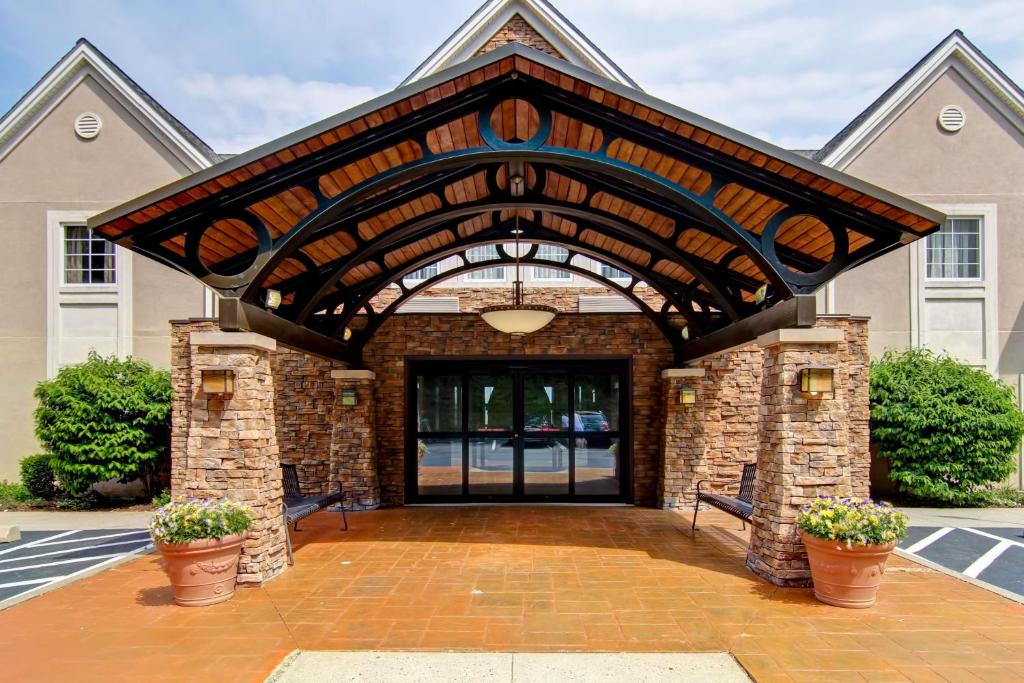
[[281, 464, 347, 565], [691, 462, 756, 531]]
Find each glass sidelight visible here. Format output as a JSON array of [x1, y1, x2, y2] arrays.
[[410, 361, 628, 502]]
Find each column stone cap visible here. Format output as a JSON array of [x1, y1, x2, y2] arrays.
[[756, 327, 844, 347], [190, 331, 276, 352], [331, 369, 376, 380], [661, 368, 705, 378]]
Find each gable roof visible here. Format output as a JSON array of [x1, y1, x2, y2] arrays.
[[402, 0, 637, 88], [0, 38, 219, 168], [816, 30, 1024, 167]]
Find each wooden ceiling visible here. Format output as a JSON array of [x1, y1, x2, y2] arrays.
[[89, 43, 943, 364]]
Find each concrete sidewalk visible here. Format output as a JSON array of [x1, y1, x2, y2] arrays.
[[0, 510, 152, 531], [898, 507, 1024, 528], [269, 652, 752, 683]]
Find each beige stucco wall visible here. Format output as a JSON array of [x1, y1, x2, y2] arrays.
[[834, 65, 1024, 380], [832, 64, 1024, 488], [0, 73, 208, 480]]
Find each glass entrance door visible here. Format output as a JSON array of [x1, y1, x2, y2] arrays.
[[409, 360, 628, 503]]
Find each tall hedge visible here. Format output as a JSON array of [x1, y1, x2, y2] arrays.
[[870, 348, 1024, 504], [34, 352, 172, 496]]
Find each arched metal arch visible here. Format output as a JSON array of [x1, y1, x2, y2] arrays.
[[352, 251, 683, 351], [285, 198, 752, 326], [243, 146, 796, 309], [277, 215, 740, 347], [313, 219, 722, 347]]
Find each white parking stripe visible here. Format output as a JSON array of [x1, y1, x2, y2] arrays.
[[0, 576, 67, 589], [0, 530, 78, 557], [960, 527, 1024, 549], [0, 552, 125, 574], [32, 530, 149, 547], [904, 527, 955, 554], [963, 540, 1014, 578], [0, 538, 153, 564]]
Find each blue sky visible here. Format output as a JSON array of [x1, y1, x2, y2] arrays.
[[1, 0, 1021, 153]]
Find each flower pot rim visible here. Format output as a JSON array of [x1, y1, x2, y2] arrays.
[[154, 532, 248, 551], [800, 530, 897, 552]]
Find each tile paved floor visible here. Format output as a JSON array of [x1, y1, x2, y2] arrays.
[[1, 506, 1023, 682]]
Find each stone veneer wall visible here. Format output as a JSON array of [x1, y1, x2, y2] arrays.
[[817, 316, 871, 497], [171, 324, 288, 583], [173, 314, 869, 513], [362, 312, 674, 506], [657, 317, 869, 510], [272, 348, 343, 495]]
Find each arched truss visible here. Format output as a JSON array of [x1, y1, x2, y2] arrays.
[[90, 44, 942, 365], [357, 247, 680, 345]]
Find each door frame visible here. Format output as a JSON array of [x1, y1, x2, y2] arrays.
[[404, 355, 632, 504]]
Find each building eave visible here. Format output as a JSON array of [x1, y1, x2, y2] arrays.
[[0, 38, 219, 169], [817, 30, 1024, 168]]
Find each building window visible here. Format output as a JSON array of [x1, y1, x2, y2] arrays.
[[532, 245, 570, 280], [926, 217, 981, 280], [600, 263, 630, 280], [465, 246, 505, 281], [64, 225, 116, 285], [405, 263, 439, 281]]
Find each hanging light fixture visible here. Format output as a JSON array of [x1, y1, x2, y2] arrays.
[[479, 215, 557, 335]]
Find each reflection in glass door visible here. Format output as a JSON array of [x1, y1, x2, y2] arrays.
[[409, 360, 628, 502]]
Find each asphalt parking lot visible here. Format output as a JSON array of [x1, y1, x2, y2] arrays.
[[0, 528, 152, 606], [899, 525, 1024, 600]]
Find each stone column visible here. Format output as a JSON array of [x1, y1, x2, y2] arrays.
[[183, 331, 287, 585], [746, 327, 852, 587], [660, 368, 707, 508], [329, 369, 380, 510]]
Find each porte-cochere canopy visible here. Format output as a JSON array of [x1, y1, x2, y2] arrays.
[[89, 44, 944, 365]]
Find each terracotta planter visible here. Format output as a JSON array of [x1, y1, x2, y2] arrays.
[[802, 532, 896, 609], [155, 534, 246, 607]]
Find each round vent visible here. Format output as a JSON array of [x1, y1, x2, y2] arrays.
[[74, 112, 102, 140], [938, 105, 966, 132]]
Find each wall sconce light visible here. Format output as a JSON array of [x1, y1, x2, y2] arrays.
[[799, 365, 835, 398], [340, 388, 358, 406], [265, 288, 282, 310], [678, 387, 697, 404], [200, 368, 234, 397], [754, 284, 768, 305]]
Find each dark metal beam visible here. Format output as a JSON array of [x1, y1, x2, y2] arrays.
[[674, 295, 817, 363], [218, 298, 356, 363]]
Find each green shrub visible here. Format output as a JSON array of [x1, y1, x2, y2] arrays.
[[798, 497, 908, 546], [149, 499, 253, 544], [20, 454, 58, 500], [34, 352, 172, 497], [152, 488, 171, 507], [0, 481, 34, 509], [870, 348, 1024, 505]]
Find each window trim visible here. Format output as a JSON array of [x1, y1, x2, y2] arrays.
[[464, 246, 507, 282], [46, 210, 132, 378], [464, 267, 507, 282], [924, 216, 984, 283], [404, 262, 441, 282], [910, 203, 998, 375], [530, 245, 572, 281], [62, 224, 118, 287], [598, 262, 631, 282]]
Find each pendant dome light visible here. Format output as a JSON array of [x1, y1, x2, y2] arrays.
[[479, 213, 557, 335]]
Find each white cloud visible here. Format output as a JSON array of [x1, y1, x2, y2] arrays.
[[565, 0, 795, 21], [177, 73, 381, 153]]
